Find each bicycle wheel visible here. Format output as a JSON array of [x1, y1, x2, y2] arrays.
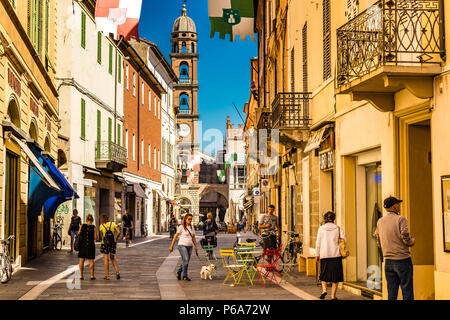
[[1, 257, 11, 283], [54, 234, 62, 251]]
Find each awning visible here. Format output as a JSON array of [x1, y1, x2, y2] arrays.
[[8, 135, 79, 219], [304, 125, 329, 153], [155, 189, 167, 200], [128, 182, 148, 199]]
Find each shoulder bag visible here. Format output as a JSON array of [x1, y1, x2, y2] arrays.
[[337, 226, 349, 259], [185, 226, 198, 256]]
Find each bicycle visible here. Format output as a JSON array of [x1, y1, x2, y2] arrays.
[[123, 227, 132, 248], [51, 222, 63, 251], [141, 223, 148, 238], [0, 235, 15, 283], [279, 231, 303, 273]]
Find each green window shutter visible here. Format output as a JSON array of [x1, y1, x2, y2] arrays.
[[97, 110, 101, 158], [81, 99, 86, 139], [108, 118, 112, 143], [109, 44, 113, 74], [45, 0, 49, 54], [118, 55, 122, 83], [97, 32, 102, 64], [37, 0, 41, 54], [117, 124, 122, 146], [81, 11, 86, 49]]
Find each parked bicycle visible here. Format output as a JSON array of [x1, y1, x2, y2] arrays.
[[51, 221, 63, 251], [0, 235, 15, 283], [141, 222, 148, 238], [279, 231, 303, 273]]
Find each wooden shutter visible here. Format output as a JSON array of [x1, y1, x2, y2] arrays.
[[323, 0, 331, 80], [81, 99, 86, 139], [97, 110, 101, 158], [97, 32, 102, 64], [108, 118, 112, 143], [109, 44, 113, 74], [346, 0, 359, 21], [45, 0, 49, 54], [81, 11, 86, 48], [118, 55, 122, 83], [302, 23, 308, 92], [290, 48, 295, 91], [117, 124, 121, 145]]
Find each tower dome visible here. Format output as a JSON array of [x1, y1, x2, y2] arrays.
[[173, 5, 196, 33]]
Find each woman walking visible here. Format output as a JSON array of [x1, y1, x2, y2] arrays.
[[169, 213, 198, 281], [99, 214, 121, 280], [203, 212, 219, 260], [69, 209, 82, 253], [78, 214, 97, 280], [315, 211, 346, 300]]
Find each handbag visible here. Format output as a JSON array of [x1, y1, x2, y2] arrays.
[[337, 226, 349, 259], [74, 234, 80, 252]]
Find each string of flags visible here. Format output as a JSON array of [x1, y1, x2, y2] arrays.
[[208, 0, 256, 42]]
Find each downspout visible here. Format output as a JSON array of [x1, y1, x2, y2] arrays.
[[137, 69, 141, 171], [440, 0, 446, 62]]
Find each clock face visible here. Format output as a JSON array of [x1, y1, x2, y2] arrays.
[[178, 124, 191, 138]]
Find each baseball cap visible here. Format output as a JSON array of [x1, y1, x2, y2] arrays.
[[383, 196, 403, 209]]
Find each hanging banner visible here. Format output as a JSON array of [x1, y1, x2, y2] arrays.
[[208, 0, 256, 42]]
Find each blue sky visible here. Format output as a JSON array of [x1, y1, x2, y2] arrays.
[[139, 0, 257, 154]]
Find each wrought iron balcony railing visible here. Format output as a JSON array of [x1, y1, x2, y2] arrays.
[[271, 92, 311, 129], [337, 0, 443, 86], [179, 78, 191, 84], [178, 109, 190, 114], [95, 141, 127, 167]]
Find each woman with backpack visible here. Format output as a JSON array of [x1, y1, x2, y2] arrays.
[[169, 213, 198, 281], [203, 212, 219, 237], [78, 214, 97, 280], [99, 214, 121, 280]]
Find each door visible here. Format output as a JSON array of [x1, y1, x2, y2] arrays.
[[5, 151, 19, 260], [27, 216, 38, 260], [302, 157, 310, 250]]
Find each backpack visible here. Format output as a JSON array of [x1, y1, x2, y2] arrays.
[[103, 223, 115, 248], [206, 220, 215, 232]]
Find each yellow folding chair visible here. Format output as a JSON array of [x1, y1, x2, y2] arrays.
[[220, 249, 245, 287], [235, 244, 259, 285]]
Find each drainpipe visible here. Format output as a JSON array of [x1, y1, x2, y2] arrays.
[[137, 69, 141, 171], [439, 0, 446, 61]]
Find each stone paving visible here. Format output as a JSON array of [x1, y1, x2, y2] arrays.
[[0, 232, 368, 300]]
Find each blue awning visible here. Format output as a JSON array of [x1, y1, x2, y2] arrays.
[[26, 143, 79, 219]]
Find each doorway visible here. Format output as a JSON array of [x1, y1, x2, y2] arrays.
[[27, 216, 38, 260], [400, 118, 435, 300], [5, 151, 19, 260]]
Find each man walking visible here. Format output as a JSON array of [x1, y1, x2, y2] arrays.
[[259, 205, 280, 249], [375, 196, 416, 300], [122, 210, 134, 244]]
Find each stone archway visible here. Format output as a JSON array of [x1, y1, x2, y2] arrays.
[[199, 185, 229, 222]]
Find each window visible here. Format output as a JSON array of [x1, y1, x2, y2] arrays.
[[133, 72, 136, 96], [162, 139, 166, 164], [126, 64, 129, 90], [290, 48, 295, 91], [132, 134, 136, 161], [302, 23, 308, 92], [97, 32, 102, 64], [346, 0, 359, 21], [141, 139, 144, 165], [158, 100, 161, 119], [125, 129, 129, 158], [323, 0, 331, 80], [81, 98, 86, 139], [28, 0, 43, 54], [142, 82, 144, 105], [149, 91, 151, 112], [179, 62, 189, 79], [108, 118, 112, 143], [118, 55, 122, 83], [148, 144, 151, 167], [96, 110, 101, 158], [154, 147, 156, 170], [81, 10, 86, 49], [179, 93, 189, 111], [154, 97, 157, 116], [108, 44, 113, 75], [158, 149, 160, 171]]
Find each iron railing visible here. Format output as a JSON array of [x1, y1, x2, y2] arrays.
[[271, 92, 311, 129], [337, 0, 443, 86], [178, 109, 190, 114], [257, 110, 272, 129], [179, 78, 191, 84], [96, 141, 127, 167]]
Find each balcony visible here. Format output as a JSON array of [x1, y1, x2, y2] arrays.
[[336, 0, 444, 111], [271, 92, 311, 130], [256, 108, 272, 130], [95, 141, 127, 172], [179, 78, 191, 84]]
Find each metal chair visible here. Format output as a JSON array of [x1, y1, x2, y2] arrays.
[[256, 248, 283, 286], [235, 243, 260, 285], [220, 249, 245, 287]]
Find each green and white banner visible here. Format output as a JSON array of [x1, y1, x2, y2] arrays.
[[217, 170, 226, 183], [208, 0, 256, 42]]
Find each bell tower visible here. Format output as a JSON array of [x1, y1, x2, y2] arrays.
[[171, 4, 199, 154]]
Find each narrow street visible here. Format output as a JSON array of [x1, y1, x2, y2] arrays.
[[0, 233, 367, 301]]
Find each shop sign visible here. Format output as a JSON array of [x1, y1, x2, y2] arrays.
[[320, 150, 334, 170], [8, 68, 21, 97]]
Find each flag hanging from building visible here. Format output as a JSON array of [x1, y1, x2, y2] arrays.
[[95, 0, 142, 40], [217, 170, 226, 183], [208, 0, 256, 42]]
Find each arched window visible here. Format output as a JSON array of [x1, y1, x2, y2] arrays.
[[179, 62, 189, 79], [173, 43, 178, 53], [179, 93, 189, 111], [7, 99, 20, 128], [29, 121, 38, 141], [44, 136, 51, 153], [191, 43, 195, 53], [182, 42, 187, 53]]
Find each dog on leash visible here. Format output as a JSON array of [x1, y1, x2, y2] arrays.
[[200, 264, 215, 280]]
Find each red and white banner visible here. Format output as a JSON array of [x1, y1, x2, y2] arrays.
[[95, 0, 142, 40]]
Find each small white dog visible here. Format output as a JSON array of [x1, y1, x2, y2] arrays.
[[200, 264, 215, 280]]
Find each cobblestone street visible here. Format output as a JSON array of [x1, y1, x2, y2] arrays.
[[0, 232, 367, 300]]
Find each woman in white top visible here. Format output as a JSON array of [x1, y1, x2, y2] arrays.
[[169, 213, 198, 281], [315, 211, 346, 300]]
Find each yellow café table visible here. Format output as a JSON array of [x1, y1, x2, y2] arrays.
[[235, 247, 265, 286]]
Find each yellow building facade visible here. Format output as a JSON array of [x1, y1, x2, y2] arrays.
[[0, 0, 59, 265], [254, 0, 450, 299]]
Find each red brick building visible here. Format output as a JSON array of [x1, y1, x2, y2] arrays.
[[120, 39, 166, 236]]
